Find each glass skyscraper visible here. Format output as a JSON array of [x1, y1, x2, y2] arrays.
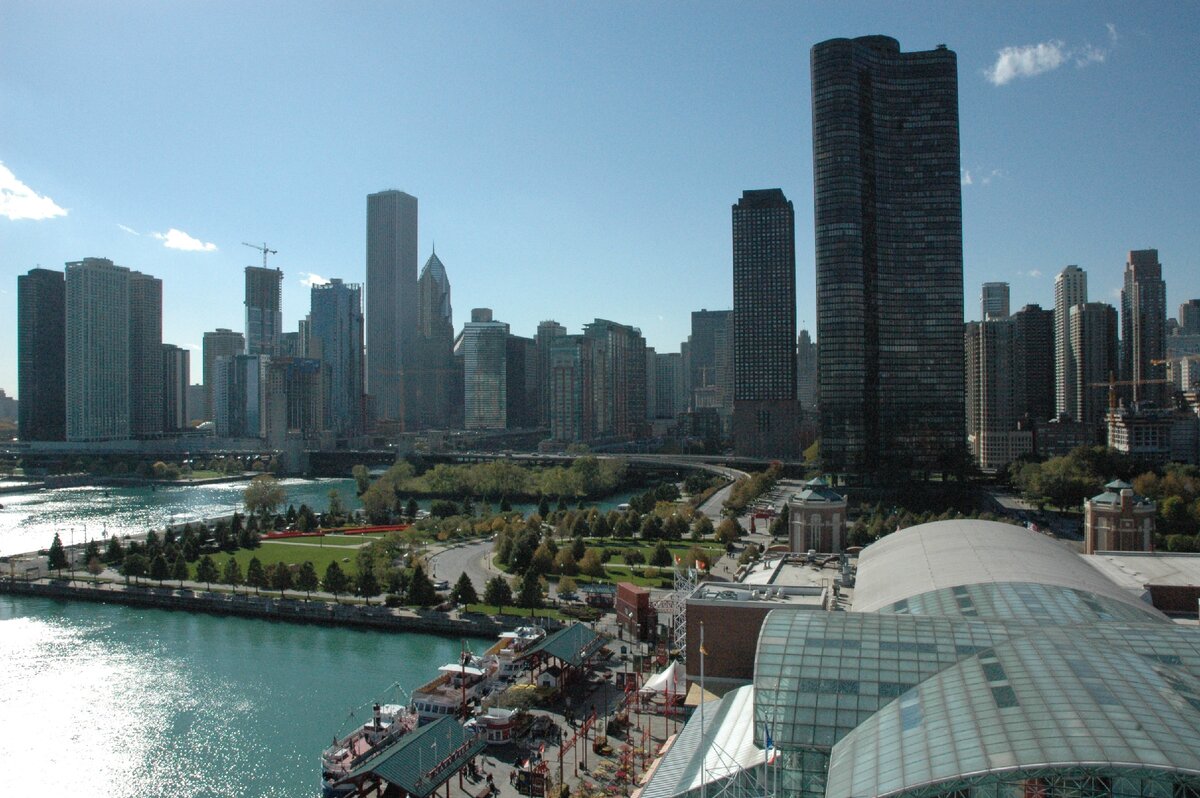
[[366, 189, 418, 428], [812, 36, 964, 478]]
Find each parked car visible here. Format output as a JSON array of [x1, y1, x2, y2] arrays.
[[433, 579, 450, 591]]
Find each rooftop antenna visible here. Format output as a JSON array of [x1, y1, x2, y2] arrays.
[[242, 241, 278, 269]]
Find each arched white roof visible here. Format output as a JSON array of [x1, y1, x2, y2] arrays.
[[852, 519, 1164, 620]]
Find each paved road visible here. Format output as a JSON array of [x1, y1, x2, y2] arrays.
[[428, 539, 496, 594]]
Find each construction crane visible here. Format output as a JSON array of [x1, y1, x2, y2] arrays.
[[1088, 372, 1172, 409], [242, 241, 278, 269], [1152, 354, 1200, 365]]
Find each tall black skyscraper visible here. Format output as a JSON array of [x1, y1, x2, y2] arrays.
[[1120, 249, 1167, 406], [812, 36, 965, 478], [732, 189, 799, 459], [366, 189, 418, 429], [17, 268, 66, 441]]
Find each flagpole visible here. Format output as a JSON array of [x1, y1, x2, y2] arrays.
[[696, 624, 700, 798]]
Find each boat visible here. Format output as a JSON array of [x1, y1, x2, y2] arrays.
[[320, 702, 417, 798], [494, 625, 546, 679], [410, 648, 500, 724]]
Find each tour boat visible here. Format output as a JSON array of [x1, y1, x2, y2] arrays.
[[410, 651, 500, 724], [320, 702, 417, 798]]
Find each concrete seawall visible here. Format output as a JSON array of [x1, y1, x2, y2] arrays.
[[0, 579, 551, 638]]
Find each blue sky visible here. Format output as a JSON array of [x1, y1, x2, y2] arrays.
[[2, 2, 1198, 398]]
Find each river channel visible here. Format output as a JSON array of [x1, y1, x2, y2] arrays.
[[0, 593, 492, 797]]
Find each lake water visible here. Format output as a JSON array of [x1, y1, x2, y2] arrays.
[[0, 478, 361, 557], [0, 594, 491, 797]]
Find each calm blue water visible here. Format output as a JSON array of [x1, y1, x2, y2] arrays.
[[0, 594, 491, 797]]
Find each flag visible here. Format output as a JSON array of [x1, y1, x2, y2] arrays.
[[697, 560, 706, 571], [764, 723, 776, 763], [700, 642, 708, 656]]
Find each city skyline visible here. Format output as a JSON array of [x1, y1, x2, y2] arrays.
[[2, 4, 1199, 397]]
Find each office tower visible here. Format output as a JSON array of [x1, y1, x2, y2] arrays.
[[129, 271, 163, 437], [549, 335, 593, 443], [652, 351, 686, 420], [17, 268, 65, 441], [1069, 302, 1119, 434], [505, 334, 537, 429], [812, 37, 964, 477], [645, 348, 658, 421], [366, 189, 418, 428], [981, 282, 1010, 320], [1121, 249, 1167, 406], [214, 354, 267, 439], [732, 189, 798, 460], [186, 385, 206, 424], [689, 310, 733, 422], [264, 357, 324, 446], [413, 250, 456, 428], [310, 278, 364, 437], [536, 321, 568, 427], [1012, 304, 1055, 422], [244, 266, 282, 356], [965, 319, 1030, 471], [203, 329, 245, 420], [162, 344, 190, 432], [1054, 265, 1088, 418], [65, 258, 130, 441], [583, 318, 648, 441], [461, 309, 509, 430], [1178, 300, 1200, 335], [796, 329, 818, 413], [279, 331, 303, 358]]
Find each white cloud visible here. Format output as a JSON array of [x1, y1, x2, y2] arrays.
[[985, 40, 1067, 85], [151, 228, 217, 252], [117, 223, 140, 235], [982, 169, 1003, 185], [185, 343, 201, 351], [0, 162, 67, 221], [961, 169, 973, 186], [986, 28, 1115, 86], [300, 272, 330, 287], [1028, 269, 1042, 278], [1075, 44, 1106, 67]]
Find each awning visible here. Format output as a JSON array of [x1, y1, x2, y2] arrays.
[[640, 661, 685, 696]]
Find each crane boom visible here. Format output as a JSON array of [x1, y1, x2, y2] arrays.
[[242, 241, 278, 269]]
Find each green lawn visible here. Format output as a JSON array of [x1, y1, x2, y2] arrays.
[[198, 540, 361, 581]]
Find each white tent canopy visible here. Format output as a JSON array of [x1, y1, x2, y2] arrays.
[[641, 660, 685, 696]]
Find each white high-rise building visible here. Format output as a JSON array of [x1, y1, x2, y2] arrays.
[[1054, 265, 1088, 418], [65, 258, 130, 442]]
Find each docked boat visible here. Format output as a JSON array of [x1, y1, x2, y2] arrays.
[[321, 702, 417, 798], [494, 625, 546, 679], [410, 651, 500, 724]]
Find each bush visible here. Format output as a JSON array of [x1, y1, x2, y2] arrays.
[[384, 593, 404, 607]]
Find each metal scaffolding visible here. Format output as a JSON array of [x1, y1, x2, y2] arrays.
[[654, 563, 698, 662]]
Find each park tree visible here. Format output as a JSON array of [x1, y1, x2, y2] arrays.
[[327, 489, 345, 524], [517, 568, 543, 611], [405, 564, 437, 607], [47, 533, 68, 578], [222, 558, 243, 594], [244, 474, 286, 522], [651, 541, 673, 568], [406, 498, 419, 521], [538, 497, 550, 518], [323, 561, 349, 602], [272, 562, 294, 598], [103, 536, 125, 565], [84, 538, 101, 563], [554, 547, 578, 576], [296, 562, 319, 600], [716, 518, 743, 546], [483, 575, 513, 613], [769, 505, 790, 537], [450, 572, 479, 605], [195, 555, 219, 590], [639, 514, 663, 541], [624, 547, 646, 566], [246, 557, 267, 595], [360, 481, 395, 525], [87, 556, 105, 582], [530, 542, 555, 575], [172, 556, 189, 588], [122, 553, 148, 586], [591, 512, 611, 539], [579, 548, 606, 578], [150, 553, 170, 586], [352, 464, 371, 495], [357, 568, 381, 605], [692, 515, 714, 541], [663, 514, 688, 541], [558, 575, 578, 597]]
